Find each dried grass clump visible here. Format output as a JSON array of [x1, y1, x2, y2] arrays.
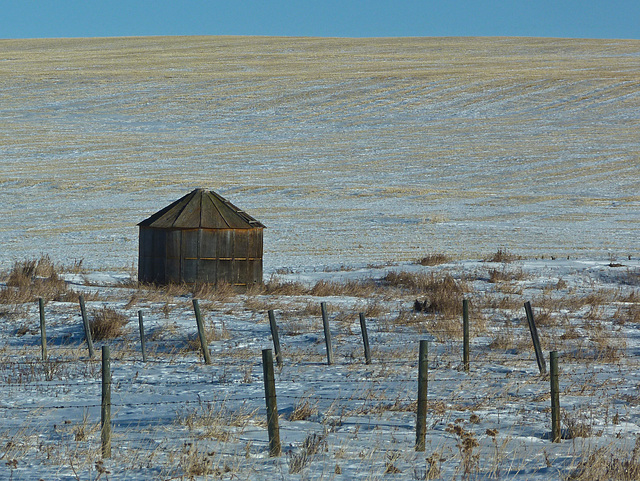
[[417, 253, 450, 266], [90, 307, 129, 340], [309, 279, 377, 297], [484, 248, 519, 263], [388, 272, 468, 317], [488, 267, 528, 283], [263, 277, 310, 296], [569, 438, 640, 480], [177, 401, 255, 441], [288, 432, 327, 474], [614, 303, 640, 325], [288, 397, 319, 421], [191, 282, 238, 302], [563, 411, 593, 439], [1, 256, 69, 303]]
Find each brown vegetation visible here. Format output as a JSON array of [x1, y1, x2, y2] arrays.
[[0, 256, 69, 304], [90, 307, 129, 340]]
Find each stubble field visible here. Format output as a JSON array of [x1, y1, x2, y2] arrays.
[[0, 36, 639, 480]]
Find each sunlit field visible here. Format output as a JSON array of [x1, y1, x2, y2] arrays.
[[1, 36, 639, 270]]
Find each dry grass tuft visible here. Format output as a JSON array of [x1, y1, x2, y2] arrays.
[[288, 397, 319, 421], [387, 272, 468, 317], [417, 253, 450, 266], [488, 266, 529, 283], [309, 279, 377, 297], [288, 432, 327, 474], [569, 438, 640, 480], [192, 282, 237, 302], [484, 248, 519, 263], [263, 277, 310, 296], [90, 307, 129, 340], [1, 256, 69, 303]]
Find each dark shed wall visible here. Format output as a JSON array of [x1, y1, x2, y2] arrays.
[[138, 226, 263, 286]]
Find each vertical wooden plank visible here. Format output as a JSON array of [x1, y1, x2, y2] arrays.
[[524, 301, 546, 374], [38, 298, 47, 361], [262, 349, 281, 457], [79, 295, 95, 359], [138, 310, 147, 363], [550, 351, 561, 443], [101, 345, 111, 458], [321, 302, 334, 365], [268, 310, 283, 367], [416, 340, 429, 452], [359, 313, 371, 365], [463, 299, 469, 373], [193, 299, 211, 365]]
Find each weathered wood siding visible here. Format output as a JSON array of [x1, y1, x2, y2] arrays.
[[138, 227, 263, 287]]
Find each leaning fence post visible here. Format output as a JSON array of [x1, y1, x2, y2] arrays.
[[192, 299, 211, 365], [550, 351, 561, 443], [321, 302, 334, 365], [138, 310, 147, 363], [359, 313, 371, 365], [262, 349, 281, 457], [416, 340, 428, 451], [101, 345, 112, 458], [463, 299, 469, 372], [524, 301, 546, 374], [38, 298, 47, 361], [268, 310, 283, 368], [79, 295, 95, 359]]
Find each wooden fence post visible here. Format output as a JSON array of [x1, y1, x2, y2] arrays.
[[101, 345, 111, 458], [262, 349, 281, 456], [192, 299, 211, 365], [268, 310, 283, 368], [463, 299, 469, 372], [416, 340, 428, 451], [38, 298, 47, 361], [321, 302, 334, 365], [359, 313, 371, 365], [524, 301, 546, 374], [79, 295, 95, 359], [550, 351, 561, 442], [138, 310, 147, 363]]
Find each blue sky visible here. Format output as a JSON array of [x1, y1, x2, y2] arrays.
[[1, 0, 639, 40]]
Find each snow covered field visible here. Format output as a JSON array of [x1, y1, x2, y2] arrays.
[[0, 36, 640, 479], [1, 256, 640, 480], [0, 36, 639, 271]]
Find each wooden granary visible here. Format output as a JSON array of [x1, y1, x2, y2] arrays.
[[138, 189, 264, 287]]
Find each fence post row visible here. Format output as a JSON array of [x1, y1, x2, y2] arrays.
[[38, 297, 47, 361], [321, 302, 334, 365], [101, 345, 112, 458], [268, 310, 283, 368], [524, 301, 546, 374], [359, 313, 372, 365], [415, 340, 429, 452], [78, 295, 95, 359], [463, 299, 469, 373], [262, 349, 281, 457], [192, 299, 211, 365], [550, 351, 561, 443], [138, 310, 147, 363]]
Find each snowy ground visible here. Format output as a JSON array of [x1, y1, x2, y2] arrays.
[[0, 36, 639, 479], [0, 36, 639, 271], [1, 257, 640, 480]]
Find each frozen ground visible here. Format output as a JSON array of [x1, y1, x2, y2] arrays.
[[0, 36, 639, 271], [0, 257, 640, 480], [0, 36, 639, 480]]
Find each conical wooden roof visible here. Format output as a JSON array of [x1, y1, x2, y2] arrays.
[[138, 189, 264, 229]]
